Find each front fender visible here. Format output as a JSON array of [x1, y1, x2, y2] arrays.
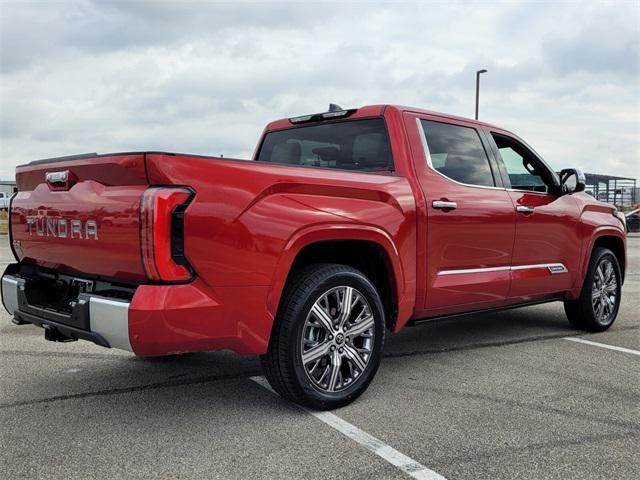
[[568, 225, 626, 299]]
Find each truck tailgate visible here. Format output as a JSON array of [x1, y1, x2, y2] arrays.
[[11, 154, 148, 281]]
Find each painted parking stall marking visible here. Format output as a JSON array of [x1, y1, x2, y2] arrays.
[[250, 376, 447, 480], [564, 337, 640, 356]]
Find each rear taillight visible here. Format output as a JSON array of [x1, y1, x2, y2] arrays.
[[140, 187, 194, 282]]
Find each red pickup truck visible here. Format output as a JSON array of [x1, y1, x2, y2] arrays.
[[2, 104, 627, 409]]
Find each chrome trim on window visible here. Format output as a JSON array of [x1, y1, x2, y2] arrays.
[[507, 188, 552, 196], [415, 117, 506, 192], [438, 263, 568, 276]]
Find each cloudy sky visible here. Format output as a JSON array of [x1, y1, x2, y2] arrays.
[[1, 0, 639, 180]]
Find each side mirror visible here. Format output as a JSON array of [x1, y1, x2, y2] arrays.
[[560, 168, 586, 194]]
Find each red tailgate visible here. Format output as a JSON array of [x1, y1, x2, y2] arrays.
[[11, 154, 148, 281]]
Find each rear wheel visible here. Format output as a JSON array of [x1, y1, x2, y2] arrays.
[[261, 264, 386, 410], [564, 247, 621, 332]]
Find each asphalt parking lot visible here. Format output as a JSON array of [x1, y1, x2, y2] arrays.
[[1, 236, 638, 480]]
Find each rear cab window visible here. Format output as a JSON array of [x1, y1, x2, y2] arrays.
[[256, 118, 393, 172]]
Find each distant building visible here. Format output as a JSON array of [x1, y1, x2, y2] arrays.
[[0, 180, 17, 197]]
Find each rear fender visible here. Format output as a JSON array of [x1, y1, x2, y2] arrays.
[[266, 224, 413, 330]]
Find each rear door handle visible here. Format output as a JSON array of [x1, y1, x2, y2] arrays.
[[432, 200, 457, 210], [516, 205, 535, 214]]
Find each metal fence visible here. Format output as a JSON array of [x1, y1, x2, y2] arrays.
[[584, 173, 637, 209]]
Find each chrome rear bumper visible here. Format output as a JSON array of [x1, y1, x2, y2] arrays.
[[1, 272, 132, 352], [1, 275, 18, 317]]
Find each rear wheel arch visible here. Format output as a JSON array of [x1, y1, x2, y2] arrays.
[[288, 240, 398, 330], [267, 227, 404, 333]]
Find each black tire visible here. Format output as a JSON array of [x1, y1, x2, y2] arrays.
[[261, 264, 386, 410], [564, 247, 622, 332]]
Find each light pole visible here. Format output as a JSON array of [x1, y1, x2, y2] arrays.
[[475, 69, 487, 120]]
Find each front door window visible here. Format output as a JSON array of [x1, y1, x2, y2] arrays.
[[492, 134, 553, 193]]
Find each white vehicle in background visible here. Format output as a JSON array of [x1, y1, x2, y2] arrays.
[[0, 192, 10, 210]]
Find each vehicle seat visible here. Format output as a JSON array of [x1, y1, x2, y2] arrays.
[[272, 142, 301, 165], [339, 133, 391, 170], [438, 154, 469, 183], [312, 146, 341, 164]]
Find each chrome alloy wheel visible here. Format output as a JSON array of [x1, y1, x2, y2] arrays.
[[591, 258, 618, 325], [300, 286, 375, 393]]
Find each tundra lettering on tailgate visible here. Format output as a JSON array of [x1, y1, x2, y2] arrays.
[[25, 217, 99, 240]]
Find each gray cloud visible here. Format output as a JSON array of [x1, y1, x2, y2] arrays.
[[0, 0, 638, 179], [544, 10, 640, 78], [0, 1, 326, 72]]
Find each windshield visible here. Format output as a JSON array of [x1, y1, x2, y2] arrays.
[[255, 118, 393, 172]]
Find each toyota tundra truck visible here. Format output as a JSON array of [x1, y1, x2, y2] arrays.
[[1, 104, 627, 409]]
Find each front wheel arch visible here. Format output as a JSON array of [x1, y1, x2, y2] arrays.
[[565, 247, 622, 332], [592, 235, 626, 281]]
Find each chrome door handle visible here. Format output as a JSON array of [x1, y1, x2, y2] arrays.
[[432, 200, 457, 210], [516, 205, 535, 214]]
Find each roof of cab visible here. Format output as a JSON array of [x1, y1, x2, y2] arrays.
[[265, 104, 505, 132], [392, 105, 503, 130]]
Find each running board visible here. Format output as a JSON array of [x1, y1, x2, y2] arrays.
[[407, 297, 564, 326]]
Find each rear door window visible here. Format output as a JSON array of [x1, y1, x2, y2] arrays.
[[420, 120, 495, 187], [256, 118, 393, 172]]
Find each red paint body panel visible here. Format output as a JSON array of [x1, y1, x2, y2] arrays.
[[9, 105, 627, 356], [129, 281, 273, 356], [506, 190, 581, 297], [144, 153, 416, 293], [11, 181, 147, 281], [402, 112, 517, 311], [17, 154, 148, 191], [568, 194, 627, 298]]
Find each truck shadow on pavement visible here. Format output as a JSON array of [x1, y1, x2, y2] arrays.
[[384, 303, 576, 355], [1, 302, 594, 410]]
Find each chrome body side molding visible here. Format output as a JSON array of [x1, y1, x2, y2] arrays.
[[438, 263, 568, 276]]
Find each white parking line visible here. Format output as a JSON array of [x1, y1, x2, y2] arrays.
[[564, 337, 640, 356], [250, 376, 447, 480]]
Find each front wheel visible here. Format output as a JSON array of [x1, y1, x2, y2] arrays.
[[261, 264, 386, 410], [564, 247, 622, 332]]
